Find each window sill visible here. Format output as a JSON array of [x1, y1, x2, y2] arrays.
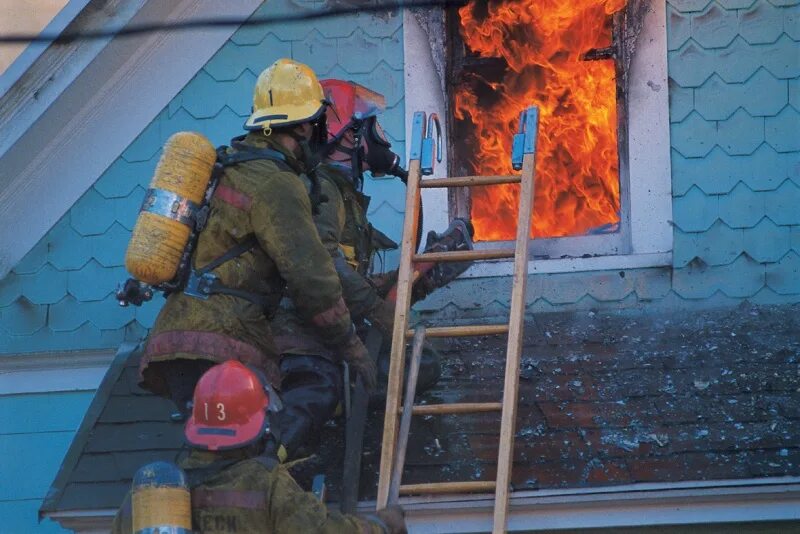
[[461, 251, 672, 278]]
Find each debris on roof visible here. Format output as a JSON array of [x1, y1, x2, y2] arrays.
[[41, 302, 800, 516]]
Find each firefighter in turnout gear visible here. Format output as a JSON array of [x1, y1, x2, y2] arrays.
[[271, 80, 474, 459], [138, 59, 376, 440], [112, 361, 407, 534]]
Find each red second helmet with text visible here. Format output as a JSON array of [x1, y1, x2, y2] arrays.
[[185, 361, 270, 451]]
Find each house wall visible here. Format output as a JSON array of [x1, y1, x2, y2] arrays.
[[0, 391, 93, 533], [419, 0, 800, 321], [0, 0, 797, 529], [0, 0, 405, 356], [4, 0, 795, 351], [0, 1, 403, 531]]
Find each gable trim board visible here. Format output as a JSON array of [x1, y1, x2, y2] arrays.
[[0, 0, 262, 279], [41, 510, 113, 534], [43, 478, 800, 533], [0, 350, 114, 395], [396, 478, 800, 532], [0, 0, 142, 154], [0, 0, 93, 97]]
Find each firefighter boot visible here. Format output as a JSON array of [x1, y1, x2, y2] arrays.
[[371, 337, 442, 404]]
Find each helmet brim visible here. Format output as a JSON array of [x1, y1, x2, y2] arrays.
[[185, 407, 267, 451], [244, 101, 326, 131]]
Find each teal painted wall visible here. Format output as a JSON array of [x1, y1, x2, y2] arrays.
[[0, 1, 403, 532], [0, 391, 94, 533], [0, 3, 797, 530], [0, 0, 405, 355]]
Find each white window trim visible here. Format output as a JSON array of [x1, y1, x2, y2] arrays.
[[403, 1, 673, 278]]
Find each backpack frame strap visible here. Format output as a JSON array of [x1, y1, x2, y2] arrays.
[[184, 236, 271, 309]]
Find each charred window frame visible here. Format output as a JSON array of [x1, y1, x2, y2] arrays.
[[444, 2, 649, 259]]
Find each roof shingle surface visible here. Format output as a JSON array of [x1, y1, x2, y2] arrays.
[[42, 303, 800, 514]]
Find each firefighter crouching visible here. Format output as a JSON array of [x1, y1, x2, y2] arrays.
[[136, 59, 377, 445], [112, 361, 407, 533]]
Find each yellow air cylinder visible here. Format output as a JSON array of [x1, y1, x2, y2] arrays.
[[125, 131, 218, 285], [132, 461, 192, 534]]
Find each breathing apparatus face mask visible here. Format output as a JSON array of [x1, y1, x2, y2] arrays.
[[361, 116, 401, 177], [321, 79, 407, 187], [327, 115, 404, 189]]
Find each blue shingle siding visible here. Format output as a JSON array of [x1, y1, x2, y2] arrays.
[[0, 1, 404, 354], [670, 0, 800, 305], [1, 1, 799, 350]]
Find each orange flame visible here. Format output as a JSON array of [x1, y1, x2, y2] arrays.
[[454, 0, 626, 240]]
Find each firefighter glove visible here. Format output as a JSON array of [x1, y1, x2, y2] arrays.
[[366, 298, 395, 336], [340, 330, 377, 392], [376, 505, 407, 534]]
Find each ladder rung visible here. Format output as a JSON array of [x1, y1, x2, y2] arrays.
[[420, 175, 521, 188], [413, 248, 515, 263], [406, 324, 509, 338], [404, 402, 503, 416], [400, 481, 496, 495]]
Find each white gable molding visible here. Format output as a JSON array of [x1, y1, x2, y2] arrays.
[[0, 0, 262, 278], [402, 9, 450, 244], [0, 349, 115, 394], [376, 478, 800, 532], [0, 0, 93, 98], [48, 477, 800, 533], [0, 0, 142, 154]]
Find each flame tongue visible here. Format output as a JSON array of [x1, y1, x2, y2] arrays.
[[455, 0, 626, 241]]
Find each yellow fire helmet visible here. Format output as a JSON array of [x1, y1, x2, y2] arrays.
[[245, 58, 327, 131]]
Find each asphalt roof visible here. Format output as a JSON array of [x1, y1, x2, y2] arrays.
[[41, 302, 800, 515]]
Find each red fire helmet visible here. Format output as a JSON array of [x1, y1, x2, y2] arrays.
[[185, 361, 271, 451], [320, 78, 386, 139]]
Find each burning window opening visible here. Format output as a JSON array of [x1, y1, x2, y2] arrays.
[[447, 0, 642, 243]]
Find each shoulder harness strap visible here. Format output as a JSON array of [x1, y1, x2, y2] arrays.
[[253, 454, 279, 471], [184, 458, 241, 488], [218, 135, 291, 172], [182, 138, 291, 308], [184, 236, 275, 310]]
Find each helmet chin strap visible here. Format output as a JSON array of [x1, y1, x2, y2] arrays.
[[350, 122, 365, 191], [323, 119, 367, 191], [324, 116, 407, 191], [284, 123, 328, 214]]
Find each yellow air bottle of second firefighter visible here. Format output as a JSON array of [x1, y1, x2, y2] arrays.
[[125, 131, 217, 285]]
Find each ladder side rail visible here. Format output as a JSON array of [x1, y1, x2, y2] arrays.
[[388, 327, 427, 505], [492, 114, 538, 533], [376, 156, 423, 509]]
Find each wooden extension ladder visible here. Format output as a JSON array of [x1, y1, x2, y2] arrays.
[[376, 107, 540, 533]]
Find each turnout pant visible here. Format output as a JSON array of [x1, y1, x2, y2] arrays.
[[277, 354, 343, 459]]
